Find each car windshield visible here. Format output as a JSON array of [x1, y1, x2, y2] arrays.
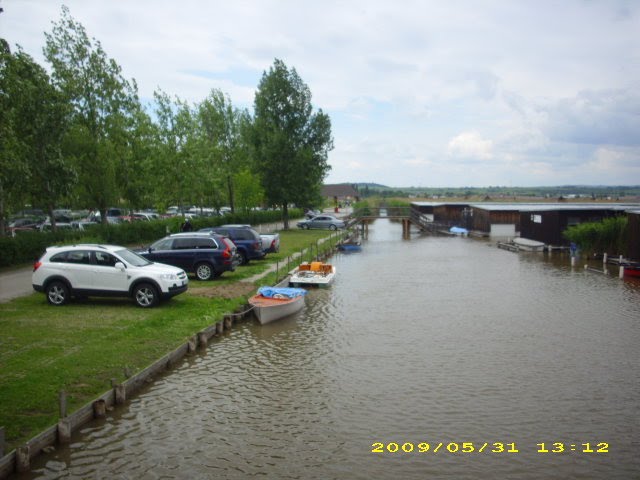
[[116, 248, 153, 267]]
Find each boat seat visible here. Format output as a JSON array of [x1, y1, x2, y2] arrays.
[[310, 262, 323, 272]]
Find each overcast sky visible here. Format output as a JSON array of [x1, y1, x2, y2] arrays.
[[1, 0, 639, 187]]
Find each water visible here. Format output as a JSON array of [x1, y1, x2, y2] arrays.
[[21, 219, 640, 479]]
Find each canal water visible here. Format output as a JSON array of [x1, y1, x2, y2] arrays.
[[21, 219, 640, 479]]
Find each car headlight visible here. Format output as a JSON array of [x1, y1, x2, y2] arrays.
[[160, 273, 178, 280]]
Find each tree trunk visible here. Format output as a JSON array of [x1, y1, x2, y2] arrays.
[[47, 204, 56, 231], [282, 203, 289, 230], [227, 175, 235, 213]]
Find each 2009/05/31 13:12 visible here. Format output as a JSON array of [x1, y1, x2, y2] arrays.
[[371, 442, 609, 454]]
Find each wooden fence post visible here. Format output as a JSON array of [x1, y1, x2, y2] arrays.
[[16, 445, 30, 473], [58, 390, 67, 419]]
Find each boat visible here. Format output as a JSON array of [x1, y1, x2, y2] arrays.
[[513, 237, 546, 252], [449, 226, 468, 236], [289, 261, 336, 287], [337, 242, 361, 252], [249, 287, 307, 324], [621, 262, 640, 278]]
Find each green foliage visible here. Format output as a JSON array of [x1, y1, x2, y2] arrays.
[[563, 216, 628, 255], [251, 59, 333, 226], [0, 209, 303, 267]]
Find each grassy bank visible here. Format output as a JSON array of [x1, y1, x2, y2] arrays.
[[0, 228, 342, 452]]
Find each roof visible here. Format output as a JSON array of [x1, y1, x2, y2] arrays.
[[322, 184, 359, 198]]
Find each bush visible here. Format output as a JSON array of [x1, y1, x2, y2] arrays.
[[563, 216, 628, 256], [0, 209, 302, 268]]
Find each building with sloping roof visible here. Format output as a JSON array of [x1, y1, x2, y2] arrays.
[[321, 184, 360, 205]]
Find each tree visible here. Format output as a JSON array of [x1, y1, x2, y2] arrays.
[[44, 6, 138, 224], [197, 89, 249, 213], [153, 89, 206, 212], [0, 42, 26, 235], [0, 46, 75, 233], [251, 59, 333, 228], [10, 49, 75, 229]]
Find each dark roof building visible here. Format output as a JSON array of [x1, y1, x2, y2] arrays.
[[626, 209, 640, 261], [321, 184, 360, 203]]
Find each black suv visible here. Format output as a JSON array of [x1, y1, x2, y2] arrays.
[[198, 226, 265, 264], [138, 232, 238, 280]]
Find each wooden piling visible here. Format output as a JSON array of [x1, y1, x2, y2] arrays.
[[58, 390, 67, 419], [16, 445, 30, 473], [187, 336, 197, 353], [57, 418, 71, 444], [198, 332, 208, 348], [224, 316, 232, 329], [93, 399, 106, 418], [114, 383, 126, 405]]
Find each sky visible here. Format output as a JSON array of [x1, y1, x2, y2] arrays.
[[1, 0, 639, 188]]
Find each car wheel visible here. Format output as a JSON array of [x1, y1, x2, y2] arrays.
[[133, 283, 159, 308], [195, 262, 214, 281], [330, 224, 338, 231], [46, 280, 70, 306], [304, 224, 310, 230], [239, 251, 248, 265]]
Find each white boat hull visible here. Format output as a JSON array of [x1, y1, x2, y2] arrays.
[[289, 267, 336, 287], [513, 237, 546, 251], [249, 294, 305, 324]]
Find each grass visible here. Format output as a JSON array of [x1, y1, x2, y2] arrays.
[[0, 228, 344, 452]]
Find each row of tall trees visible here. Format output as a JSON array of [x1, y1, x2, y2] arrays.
[[0, 6, 333, 233]]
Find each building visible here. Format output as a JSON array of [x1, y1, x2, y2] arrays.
[[626, 209, 640, 261], [321, 184, 360, 206], [519, 205, 627, 247]]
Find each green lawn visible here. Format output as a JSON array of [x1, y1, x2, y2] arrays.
[[0, 228, 345, 451]]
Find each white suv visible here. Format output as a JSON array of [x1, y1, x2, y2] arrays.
[[32, 244, 188, 308]]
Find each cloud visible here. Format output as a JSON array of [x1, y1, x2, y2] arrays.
[[447, 132, 494, 160], [540, 89, 640, 147]]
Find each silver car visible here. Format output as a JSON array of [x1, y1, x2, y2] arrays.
[[297, 215, 345, 230]]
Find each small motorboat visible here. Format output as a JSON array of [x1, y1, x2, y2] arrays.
[[249, 287, 307, 325], [621, 262, 640, 278], [338, 243, 361, 252], [289, 261, 336, 287]]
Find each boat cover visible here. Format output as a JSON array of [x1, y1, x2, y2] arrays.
[[450, 226, 468, 234], [257, 287, 307, 299]]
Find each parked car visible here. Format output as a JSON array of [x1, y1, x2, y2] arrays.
[[297, 215, 346, 230], [221, 224, 280, 254], [32, 244, 188, 308], [138, 232, 238, 280], [198, 226, 265, 264], [304, 209, 321, 219]]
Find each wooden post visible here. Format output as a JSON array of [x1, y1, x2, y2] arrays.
[[187, 336, 197, 353], [58, 390, 67, 419], [93, 399, 106, 418], [224, 315, 232, 329], [275, 260, 279, 283], [619, 266, 625, 278], [603, 252, 608, 264], [215, 321, 223, 335], [198, 332, 208, 348], [16, 445, 30, 473], [114, 383, 126, 405], [57, 418, 71, 444]]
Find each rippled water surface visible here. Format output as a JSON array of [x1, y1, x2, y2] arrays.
[[22, 219, 640, 479]]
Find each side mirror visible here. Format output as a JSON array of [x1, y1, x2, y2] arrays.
[[114, 262, 126, 271]]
